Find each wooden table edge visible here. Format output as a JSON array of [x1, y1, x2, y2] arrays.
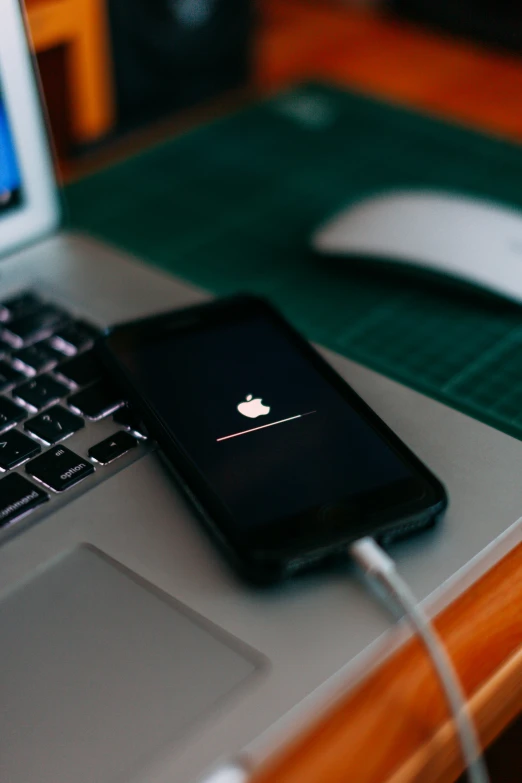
[[250, 541, 522, 783], [387, 643, 522, 783]]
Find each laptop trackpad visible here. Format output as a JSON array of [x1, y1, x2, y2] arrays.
[[0, 546, 259, 783]]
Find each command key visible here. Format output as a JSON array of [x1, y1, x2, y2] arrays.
[[0, 473, 48, 528]]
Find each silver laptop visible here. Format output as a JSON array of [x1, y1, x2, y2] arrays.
[[3, 3, 522, 783]]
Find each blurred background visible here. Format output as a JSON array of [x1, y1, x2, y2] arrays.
[[26, 0, 522, 179]]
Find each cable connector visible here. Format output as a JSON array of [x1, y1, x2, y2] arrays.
[[199, 761, 250, 783], [349, 535, 396, 577]]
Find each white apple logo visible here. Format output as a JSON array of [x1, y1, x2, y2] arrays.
[[237, 394, 270, 419]]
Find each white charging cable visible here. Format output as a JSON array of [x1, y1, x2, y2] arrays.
[[349, 536, 489, 783], [201, 539, 489, 783]]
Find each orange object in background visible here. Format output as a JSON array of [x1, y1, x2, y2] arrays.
[[25, 0, 114, 145], [256, 0, 522, 142], [24, 0, 522, 173]]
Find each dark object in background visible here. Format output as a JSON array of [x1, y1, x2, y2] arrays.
[[35, 47, 72, 160], [456, 710, 522, 782], [107, 0, 253, 131], [391, 0, 522, 53]]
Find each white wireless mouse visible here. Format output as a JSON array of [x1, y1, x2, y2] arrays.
[[312, 190, 522, 303]]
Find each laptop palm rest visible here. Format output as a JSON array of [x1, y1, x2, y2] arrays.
[[0, 546, 259, 783]]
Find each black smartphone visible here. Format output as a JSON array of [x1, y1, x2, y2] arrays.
[[99, 295, 447, 583]]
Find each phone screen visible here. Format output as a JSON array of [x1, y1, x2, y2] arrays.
[[113, 302, 433, 542]]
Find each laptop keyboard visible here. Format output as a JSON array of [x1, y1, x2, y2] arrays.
[[0, 291, 149, 535]]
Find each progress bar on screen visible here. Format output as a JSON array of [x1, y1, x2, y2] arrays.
[[217, 411, 317, 442]]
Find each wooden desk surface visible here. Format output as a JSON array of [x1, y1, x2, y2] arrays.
[[251, 3, 522, 782]]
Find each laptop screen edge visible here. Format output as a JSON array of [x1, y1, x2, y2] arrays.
[[0, 0, 61, 260]]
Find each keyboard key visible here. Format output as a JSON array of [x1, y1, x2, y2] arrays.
[[56, 350, 102, 387], [0, 397, 27, 431], [88, 431, 138, 465], [25, 405, 84, 444], [113, 405, 147, 436], [0, 430, 41, 469], [14, 374, 69, 410], [12, 343, 62, 374], [4, 305, 68, 346], [68, 380, 123, 420], [0, 473, 48, 527], [51, 320, 100, 354], [0, 360, 25, 391], [0, 292, 43, 322], [26, 445, 94, 492], [0, 338, 14, 358], [38, 340, 67, 362]]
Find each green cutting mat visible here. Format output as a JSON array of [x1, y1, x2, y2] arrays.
[[66, 84, 522, 440]]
